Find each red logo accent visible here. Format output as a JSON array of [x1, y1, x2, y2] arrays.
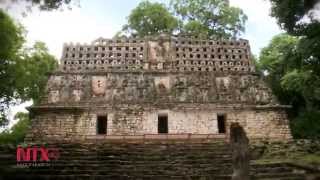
[[16, 146, 60, 162]]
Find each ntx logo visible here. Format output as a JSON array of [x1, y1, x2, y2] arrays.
[[16, 146, 60, 163]]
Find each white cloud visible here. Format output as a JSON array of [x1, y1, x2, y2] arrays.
[[0, 101, 32, 131], [2, 1, 123, 59], [299, 2, 320, 24], [20, 8, 119, 59]]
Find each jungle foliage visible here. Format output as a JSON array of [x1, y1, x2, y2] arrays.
[[259, 0, 320, 138]]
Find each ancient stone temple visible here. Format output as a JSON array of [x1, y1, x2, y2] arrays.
[[26, 34, 292, 141]]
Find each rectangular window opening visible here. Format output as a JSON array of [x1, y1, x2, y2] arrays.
[[97, 115, 107, 135], [217, 114, 226, 134], [158, 115, 168, 134]]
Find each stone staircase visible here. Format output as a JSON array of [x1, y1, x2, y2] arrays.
[[251, 163, 320, 180], [0, 139, 319, 180]]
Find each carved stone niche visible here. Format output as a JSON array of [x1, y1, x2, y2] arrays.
[[92, 76, 107, 97], [154, 76, 170, 90], [148, 39, 170, 65], [48, 90, 60, 103], [216, 77, 230, 90], [72, 89, 82, 102], [48, 75, 61, 89]]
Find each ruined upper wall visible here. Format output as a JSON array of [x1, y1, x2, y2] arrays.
[[41, 35, 271, 106], [60, 35, 254, 73]]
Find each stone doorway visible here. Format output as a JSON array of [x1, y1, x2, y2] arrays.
[[158, 115, 168, 134], [217, 114, 226, 134], [97, 115, 107, 134]]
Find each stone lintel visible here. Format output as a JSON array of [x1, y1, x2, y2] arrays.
[[27, 106, 86, 113], [48, 71, 261, 76], [28, 104, 291, 112]]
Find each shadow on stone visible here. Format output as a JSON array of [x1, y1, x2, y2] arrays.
[[230, 122, 250, 180]]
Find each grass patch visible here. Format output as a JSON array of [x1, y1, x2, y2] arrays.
[[296, 154, 320, 166], [252, 153, 320, 167]]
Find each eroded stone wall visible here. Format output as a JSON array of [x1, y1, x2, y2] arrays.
[[44, 73, 276, 105], [26, 105, 291, 141], [26, 35, 292, 142], [60, 35, 253, 73]]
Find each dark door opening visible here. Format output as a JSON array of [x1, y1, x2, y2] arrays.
[[158, 115, 168, 134], [97, 115, 107, 134], [217, 114, 226, 134]]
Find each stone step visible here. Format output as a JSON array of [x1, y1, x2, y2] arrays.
[[252, 166, 296, 173], [253, 172, 306, 179], [58, 151, 232, 157], [1, 168, 233, 176], [254, 177, 307, 180], [1, 142, 319, 180], [1, 174, 232, 180], [58, 148, 232, 153], [57, 155, 232, 161]]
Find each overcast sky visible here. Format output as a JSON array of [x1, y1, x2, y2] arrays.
[[1, 0, 283, 127]]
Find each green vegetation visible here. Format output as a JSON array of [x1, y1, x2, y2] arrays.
[[14, 42, 58, 105], [170, 0, 247, 38], [122, 0, 247, 38], [7, 0, 75, 12], [122, 1, 179, 37], [254, 151, 320, 168], [0, 9, 57, 143], [258, 0, 320, 139], [0, 9, 25, 126], [0, 112, 30, 144], [0, 10, 57, 126], [298, 154, 320, 165], [251, 140, 320, 168], [291, 110, 320, 139]]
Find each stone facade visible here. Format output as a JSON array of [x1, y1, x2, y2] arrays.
[[26, 35, 292, 141]]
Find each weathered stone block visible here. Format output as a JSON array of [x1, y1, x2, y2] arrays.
[[26, 35, 292, 142]]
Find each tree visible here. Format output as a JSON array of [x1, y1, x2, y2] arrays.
[[15, 42, 58, 104], [269, 0, 319, 35], [0, 10, 57, 126], [123, 1, 179, 37], [0, 9, 24, 126], [259, 33, 320, 138], [269, 0, 320, 83], [0, 112, 30, 144], [259, 34, 305, 114], [290, 110, 320, 139], [270, 0, 320, 109], [170, 0, 247, 38], [3, 0, 77, 12], [265, 1, 320, 138], [123, 0, 247, 38], [27, 0, 74, 11]]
